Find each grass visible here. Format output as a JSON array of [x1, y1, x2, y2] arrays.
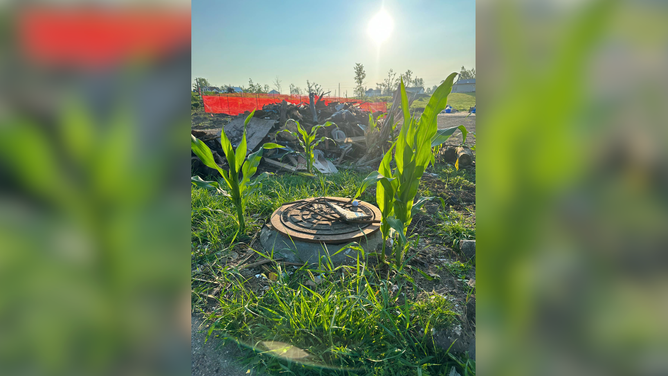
[[364, 92, 476, 113], [194, 254, 463, 375], [411, 92, 476, 113], [191, 161, 476, 376]]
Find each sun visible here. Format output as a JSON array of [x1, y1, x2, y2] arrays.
[[368, 9, 394, 45]]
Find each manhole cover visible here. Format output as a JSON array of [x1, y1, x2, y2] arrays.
[[270, 197, 381, 244]]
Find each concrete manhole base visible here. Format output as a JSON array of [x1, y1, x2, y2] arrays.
[[259, 225, 383, 265]]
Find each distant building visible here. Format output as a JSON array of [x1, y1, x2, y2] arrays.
[[405, 87, 425, 95], [231, 86, 243, 93], [268, 89, 280, 95], [452, 78, 475, 93], [365, 88, 382, 97]]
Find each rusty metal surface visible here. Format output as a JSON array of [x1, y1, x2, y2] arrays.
[[269, 197, 381, 244]]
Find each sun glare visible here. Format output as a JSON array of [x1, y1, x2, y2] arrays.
[[368, 9, 393, 45]]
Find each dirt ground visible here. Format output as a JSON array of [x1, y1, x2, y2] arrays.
[[192, 313, 269, 376], [437, 113, 476, 148]]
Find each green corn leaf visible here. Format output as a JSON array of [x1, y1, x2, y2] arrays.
[[191, 135, 225, 177], [313, 136, 334, 149], [310, 121, 333, 136], [295, 121, 309, 141], [235, 131, 247, 172], [261, 143, 285, 150], [431, 126, 461, 147], [400, 78, 410, 129], [377, 144, 396, 216], [219, 126, 237, 175], [239, 147, 266, 193], [190, 176, 230, 196], [458, 125, 469, 144], [234, 112, 254, 172], [419, 72, 457, 131], [387, 217, 407, 245], [352, 171, 394, 201], [415, 72, 457, 168]]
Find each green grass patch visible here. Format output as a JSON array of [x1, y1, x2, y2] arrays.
[[192, 171, 375, 258], [195, 253, 463, 376], [192, 167, 476, 375], [411, 92, 476, 112], [432, 207, 476, 247]]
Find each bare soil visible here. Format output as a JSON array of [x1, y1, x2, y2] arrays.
[[437, 113, 476, 148], [192, 313, 270, 376]]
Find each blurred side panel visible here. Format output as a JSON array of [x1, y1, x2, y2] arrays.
[[478, 0, 668, 375], [0, 3, 191, 376]]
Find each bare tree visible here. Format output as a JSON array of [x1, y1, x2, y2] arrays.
[[273, 76, 282, 94], [306, 80, 325, 97]]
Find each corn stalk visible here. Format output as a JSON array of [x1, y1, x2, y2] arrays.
[[353, 73, 464, 265], [277, 120, 335, 174], [191, 110, 282, 235]]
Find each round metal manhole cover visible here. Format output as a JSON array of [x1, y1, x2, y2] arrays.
[[269, 197, 381, 244]]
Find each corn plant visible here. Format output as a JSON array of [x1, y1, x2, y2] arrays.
[[353, 73, 464, 265], [191, 110, 282, 235], [277, 120, 334, 174]]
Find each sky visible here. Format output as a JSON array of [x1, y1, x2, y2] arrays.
[[192, 0, 475, 95]]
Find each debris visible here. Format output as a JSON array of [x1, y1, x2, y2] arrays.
[[326, 201, 372, 222], [223, 116, 276, 155], [263, 158, 297, 172], [312, 150, 338, 174], [456, 146, 473, 166]]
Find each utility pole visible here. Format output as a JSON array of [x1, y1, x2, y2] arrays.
[[338, 83, 340, 98]]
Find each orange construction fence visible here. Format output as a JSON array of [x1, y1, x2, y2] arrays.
[[202, 93, 387, 116]]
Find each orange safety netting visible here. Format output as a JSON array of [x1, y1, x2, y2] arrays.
[[202, 94, 387, 116]]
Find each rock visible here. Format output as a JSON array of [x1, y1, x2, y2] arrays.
[[460, 239, 475, 260], [434, 323, 473, 356]]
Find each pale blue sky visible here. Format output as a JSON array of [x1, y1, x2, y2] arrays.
[[192, 0, 475, 94]]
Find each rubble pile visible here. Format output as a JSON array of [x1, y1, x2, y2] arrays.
[[192, 98, 389, 176]]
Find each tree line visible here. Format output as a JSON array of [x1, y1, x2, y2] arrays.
[[193, 64, 474, 98], [353, 64, 475, 97]]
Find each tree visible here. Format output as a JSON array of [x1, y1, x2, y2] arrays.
[[289, 84, 302, 95], [273, 76, 282, 94], [226, 86, 235, 93], [354, 63, 367, 98], [459, 66, 476, 80], [401, 69, 414, 87], [382, 69, 398, 95], [193, 77, 210, 93], [413, 77, 424, 89], [263, 84, 270, 93]]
